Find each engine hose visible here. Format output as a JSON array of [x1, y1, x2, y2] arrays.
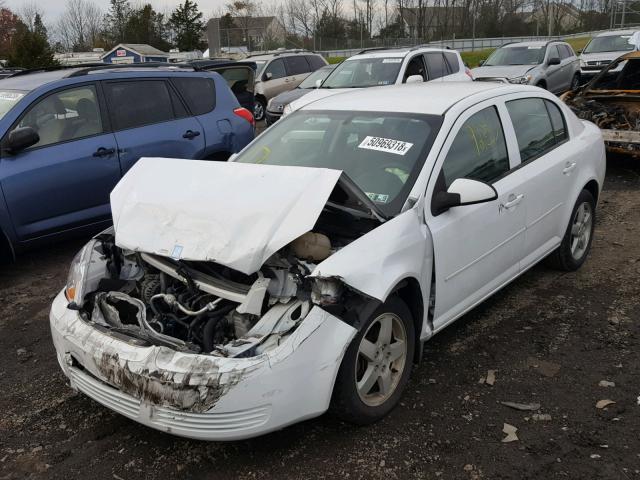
[[150, 294, 221, 316]]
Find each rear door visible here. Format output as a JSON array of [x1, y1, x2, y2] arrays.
[[0, 83, 120, 240], [424, 52, 451, 82], [102, 79, 205, 174], [502, 96, 578, 268], [284, 55, 313, 87], [206, 64, 255, 111]]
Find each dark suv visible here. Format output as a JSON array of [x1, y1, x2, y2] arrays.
[[0, 64, 255, 260]]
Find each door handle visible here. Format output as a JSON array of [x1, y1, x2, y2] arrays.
[[500, 193, 524, 212], [563, 161, 577, 175], [183, 130, 201, 139], [93, 147, 116, 157]]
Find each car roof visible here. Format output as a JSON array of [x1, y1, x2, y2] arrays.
[[0, 65, 211, 92], [351, 46, 454, 59], [503, 41, 550, 48], [299, 81, 529, 115], [595, 29, 639, 37], [247, 51, 318, 61]]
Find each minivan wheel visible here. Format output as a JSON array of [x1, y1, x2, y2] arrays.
[[254, 98, 266, 121], [546, 189, 596, 271], [331, 297, 415, 425]]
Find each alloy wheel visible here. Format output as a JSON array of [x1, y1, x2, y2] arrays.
[[254, 101, 265, 121], [570, 201, 593, 260], [355, 313, 408, 407]]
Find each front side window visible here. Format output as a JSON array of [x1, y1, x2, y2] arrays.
[[441, 106, 509, 187], [321, 57, 403, 88], [584, 34, 635, 54], [425, 53, 450, 79], [403, 55, 427, 82], [506, 98, 557, 163], [485, 46, 546, 66], [235, 110, 442, 216], [105, 81, 175, 131], [298, 67, 333, 89], [264, 59, 286, 80], [17, 85, 102, 149], [548, 45, 561, 61]]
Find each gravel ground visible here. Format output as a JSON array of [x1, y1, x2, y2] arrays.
[[1, 155, 639, 480]]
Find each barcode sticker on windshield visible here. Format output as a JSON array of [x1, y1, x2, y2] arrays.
[[358, 136, 414, 156], [382, 58, 403, 63]]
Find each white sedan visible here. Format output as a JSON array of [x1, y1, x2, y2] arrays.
[[50, 82, 605, 440]]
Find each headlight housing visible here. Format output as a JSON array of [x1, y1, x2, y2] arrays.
[[65, 239, 105, 307], [579, 59, 587, 68], [282, 103, 293, 116], [508, 74, 533, 84]]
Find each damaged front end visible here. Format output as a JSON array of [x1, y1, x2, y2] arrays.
[[563, 52, 640, 157]]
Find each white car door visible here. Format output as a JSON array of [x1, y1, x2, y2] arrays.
[[501, 95, 581, 269], [425, 102, 528, 331]]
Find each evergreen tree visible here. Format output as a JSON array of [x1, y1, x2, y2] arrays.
[[104, 0, 131, 45], [7, 19, 58, 69], [169, 0, 204, 51], [125, 4, 171, 51]]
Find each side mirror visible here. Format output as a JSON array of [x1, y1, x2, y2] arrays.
[[547, 57, 561, 66], [577, 49, 583, 54], [432, 178, 498, 215], [315, 79, 322, 88], [478, 59, 485, 66], [406, 75, 424, 84], [263, 72, 273, 81], [4, 126, 39, 153]]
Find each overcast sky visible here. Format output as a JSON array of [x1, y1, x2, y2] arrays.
[[5, 0, 238, 25]]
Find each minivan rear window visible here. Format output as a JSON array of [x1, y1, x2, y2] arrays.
[[172, 77, 216, 116]]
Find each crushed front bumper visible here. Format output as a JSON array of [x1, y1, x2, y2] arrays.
[[49, 290, 356, 440]]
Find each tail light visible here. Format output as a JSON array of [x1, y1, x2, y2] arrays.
[[234, 107, 255, 127]]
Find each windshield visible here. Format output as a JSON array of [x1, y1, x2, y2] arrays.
[[584, 35, 635, 54], [298, 67, 334, 89], [321, 57, 402, 88], [254, 60, 267, 75], [0, 90, 25, 120], [485, 46, 546, 66], [235, 110, 442, 216]]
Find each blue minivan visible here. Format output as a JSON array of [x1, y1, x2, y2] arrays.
[[0, 64, 255, 260]]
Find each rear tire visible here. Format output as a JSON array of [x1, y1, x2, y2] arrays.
[[331, 297, 415, 425], [546, 189, 595, 271]]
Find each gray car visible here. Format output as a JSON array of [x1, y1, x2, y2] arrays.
[[472, 41, 581, 93], [265, 64, 335, 125]]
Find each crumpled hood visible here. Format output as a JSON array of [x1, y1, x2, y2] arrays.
[[472, 65, 536, 80], [287, 88, 350, 113], [110, 158, 342, 275]]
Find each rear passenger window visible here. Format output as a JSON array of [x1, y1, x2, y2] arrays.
[[506, 98, 557, 163], [425, 53, 450, 79], [545, 100, 568, 143], [444, 52, 460, 73], [307, 55, 326, 70], [285, 56, 311, 75], [264, 59, 286, 80], [105, 81, 175, 130], [442, 106, 509, 187], [171, 77, 215, 116]]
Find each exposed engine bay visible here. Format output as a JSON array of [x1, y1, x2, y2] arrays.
[[71, 205, 380, 358]]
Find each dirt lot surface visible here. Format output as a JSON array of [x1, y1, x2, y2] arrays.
[[1, 156, 639, 480]]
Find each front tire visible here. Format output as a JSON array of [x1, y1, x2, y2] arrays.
[[331, 297, 415, 425], [546, 189, 595, 271]]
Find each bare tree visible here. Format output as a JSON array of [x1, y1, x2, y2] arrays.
[[56, 0, 103, 51], [18, 1, 45, 32]]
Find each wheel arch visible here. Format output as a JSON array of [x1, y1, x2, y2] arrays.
[[389, 276, 425, 364], [583, 178, 599, 204]]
